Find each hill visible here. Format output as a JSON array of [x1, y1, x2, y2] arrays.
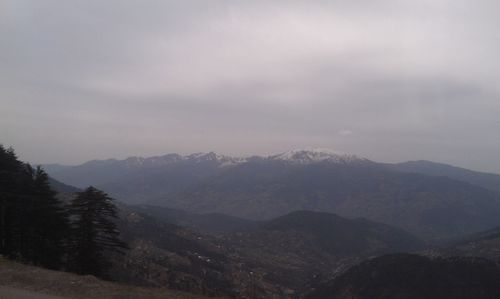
[[214, 211, 424, 296], [132, 204, 260, 234], [437, 226, 500, 261], [109, 206, 235, 297], [306, 254, 500, 299], [261, 211, 424, 255]]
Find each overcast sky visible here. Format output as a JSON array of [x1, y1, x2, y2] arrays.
[[1, 0, 500, 173]]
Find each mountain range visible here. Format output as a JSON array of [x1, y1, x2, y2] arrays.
[[44, 149, 500, 241], [42, 150, 500, 297]]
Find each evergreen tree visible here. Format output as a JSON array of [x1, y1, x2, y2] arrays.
[[26, 165, 69, 268], [0, 145, 69, 268], [0, 145, 24, 256], [68, 186, 126, 277]]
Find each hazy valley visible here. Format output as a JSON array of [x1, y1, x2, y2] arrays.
[[33, 148, 500, 298]]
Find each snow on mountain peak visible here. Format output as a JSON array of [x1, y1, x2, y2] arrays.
[[270, 148, 366, 164], [185, 152, 247, 166], [120, 149, 366, 169]]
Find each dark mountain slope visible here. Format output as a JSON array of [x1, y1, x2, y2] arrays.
[[166, 161, 500, 240], [215, 211, 424, 296], [45, 153, 236, 204], [48, 177, 80, 194], [438, 226, 500, 261], [110, 207, 234, 297], [48, 158, 128, 187], [262, 211, 424, 255], [41, 163, 73, 174], [132, 204, 259, 234], [100, 160, 226, 204], [306, 254, 500, 299], [112, 208, 425, 297], [387, 160, 500, 193]]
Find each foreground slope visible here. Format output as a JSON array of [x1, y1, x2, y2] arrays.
[[0, 258, 210, 299], [306, 254, 500, 299]]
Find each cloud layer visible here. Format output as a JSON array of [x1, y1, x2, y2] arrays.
[[1, 0, 500, 172]]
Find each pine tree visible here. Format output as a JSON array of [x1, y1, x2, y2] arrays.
[[68, 186, 126, 277], [0, 145, 69, 269], [0, 145, 23, 256], [26, 165, 69, 268]]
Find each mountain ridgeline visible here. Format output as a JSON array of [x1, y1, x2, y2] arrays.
[[385, 160, 500, 193], [46, 149, 500, 241]]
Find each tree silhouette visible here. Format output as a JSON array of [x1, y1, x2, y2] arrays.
[[68, 186, 127, 277], [0, 145, 23, 256], [0, 145, 69, 269], [26, 165, 69, 268]]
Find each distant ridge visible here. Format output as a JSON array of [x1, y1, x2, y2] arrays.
[[386, 160, 500, 193], [45, 148, 366, 172], [44, 149, 500, 241]]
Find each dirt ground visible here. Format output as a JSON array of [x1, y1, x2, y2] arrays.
[[0, 286, 66, 299], [0, 258, 210, 299]]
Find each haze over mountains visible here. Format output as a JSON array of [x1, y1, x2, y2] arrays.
[[45, 148, 500, 241]]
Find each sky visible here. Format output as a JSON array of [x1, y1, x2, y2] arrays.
[[1, 0, 500, 173]]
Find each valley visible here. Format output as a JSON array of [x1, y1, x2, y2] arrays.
[[42, 149, 500, 297]]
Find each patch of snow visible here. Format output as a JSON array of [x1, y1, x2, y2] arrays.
[[270, 148, 367, 164]]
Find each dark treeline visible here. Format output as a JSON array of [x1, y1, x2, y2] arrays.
[[0, 145, 126, 277]]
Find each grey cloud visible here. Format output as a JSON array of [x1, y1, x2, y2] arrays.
[[1, 0, 500, 173]]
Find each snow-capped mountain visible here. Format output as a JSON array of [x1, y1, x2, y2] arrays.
[[120, 152, 246, 169], [44, 149, 500, 241], [184, 152, 247, 166], [269, 148, 368, 164], [56, 148, 365, 173]]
